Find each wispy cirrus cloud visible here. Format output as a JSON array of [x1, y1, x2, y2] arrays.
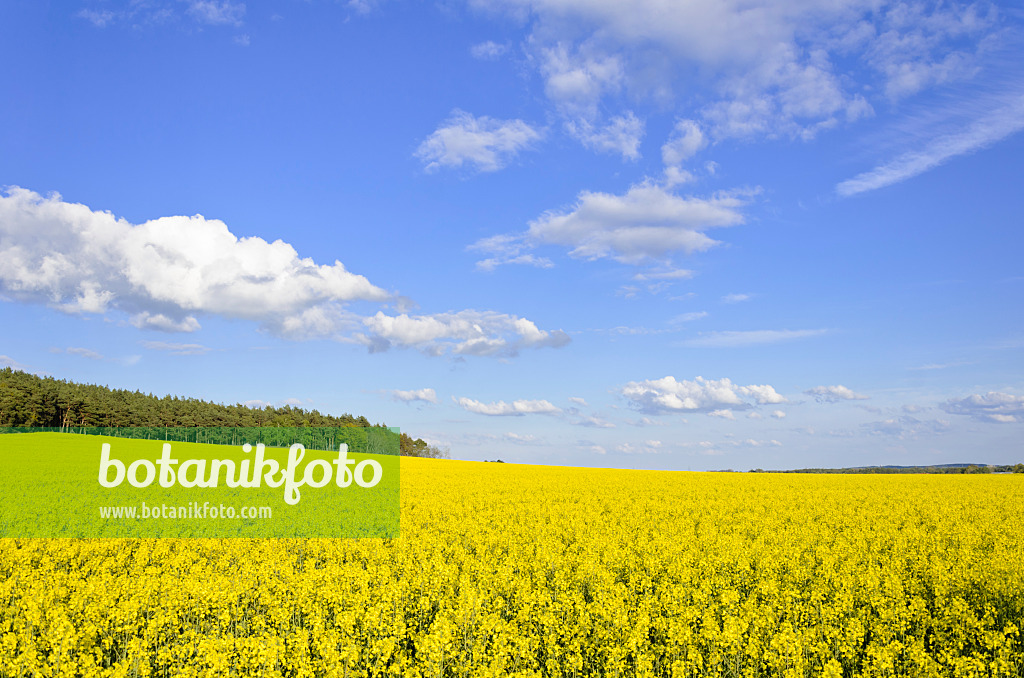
[[838, 92, 1024, 197], [391, 388, 439, 405], [805, 385, 869, 402], [682, 329, 828, 347], [141, 341, 213, 356]]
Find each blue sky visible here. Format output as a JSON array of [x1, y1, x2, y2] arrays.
[[1, 0, 1022, 470]]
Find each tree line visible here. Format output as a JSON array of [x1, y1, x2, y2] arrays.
[[0, 368, 447, 458], [749, 464, 1024, 474]]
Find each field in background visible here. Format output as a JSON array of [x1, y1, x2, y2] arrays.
[[1, 451, 1022, 677]]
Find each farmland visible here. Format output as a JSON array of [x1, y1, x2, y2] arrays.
[[1, 441, 1022, 677]]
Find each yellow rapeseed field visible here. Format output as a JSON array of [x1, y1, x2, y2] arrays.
[[1, 456, 1022, 677]]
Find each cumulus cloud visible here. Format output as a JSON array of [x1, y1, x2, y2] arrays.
[[537, 183, 750, 264], [621, 375, 786, 415], [391, 388, 439, 405], [416, 110, 543, 173], [357, 310, 569, 357], [805, 385, 870, 402], [566, 112, 645, 161], [455, 397, 561, 416], [662, 119, 707, 166], [941, 392, 1024, 423], [0, 187, 388, 332], [0, 188, 569, 358], [537, 43, 625, 119]]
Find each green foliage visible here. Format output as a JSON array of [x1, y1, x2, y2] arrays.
[[0, 368, 433, 457], [0, 367, 372, 429], [399, 432, 449, 459], [777, 463, 1021, 474]]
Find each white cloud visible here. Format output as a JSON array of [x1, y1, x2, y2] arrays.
[[805, 385, 869, 402], [391, 388, 439, 404], [471, 40, 508, 60], [862, 2, 995, 101], [633, 268, 694, 281], [0, 355, 30, 371], [941, 392, 1024, 423], [722, 293, 751, 303], [771, 410, 787, 419], [63, 347, 104, 360], [468, 234, 557, 272], [475, 254, 554, 272], [0, 188, 568, 358], [739, 384, 789, 405], [670, 311, 708, 324], [616, 440, 664, 455], [357, 310, 569, 357], [683, 329, 828, 347], [837, 93, 1024, 197], [537, 42, 624, 118], [574, 415, 615, 428], [0, 187, 388, 334], [662, 119, 706, 166], [568, 396, 588, 406], [504, 432, 541, 444], [242, 399, 272, 409], [131, 312, 202, 333], [186, 1, 246, 26], [566, 112, 645, 161], [709, 409, 735, 420], [863, 416, 952, 439], [621, 375, 786, 415], [141, 341, 212, 356], [526, 183, 752, 264], [475, 0, 997, 143], [455, 397, 561, 416], [470, 181, 757, 268], [416, 110, 543, 173], [78, 9, 117, 27]]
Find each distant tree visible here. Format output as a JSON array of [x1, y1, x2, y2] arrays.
[[399, 433, 450, 459]]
